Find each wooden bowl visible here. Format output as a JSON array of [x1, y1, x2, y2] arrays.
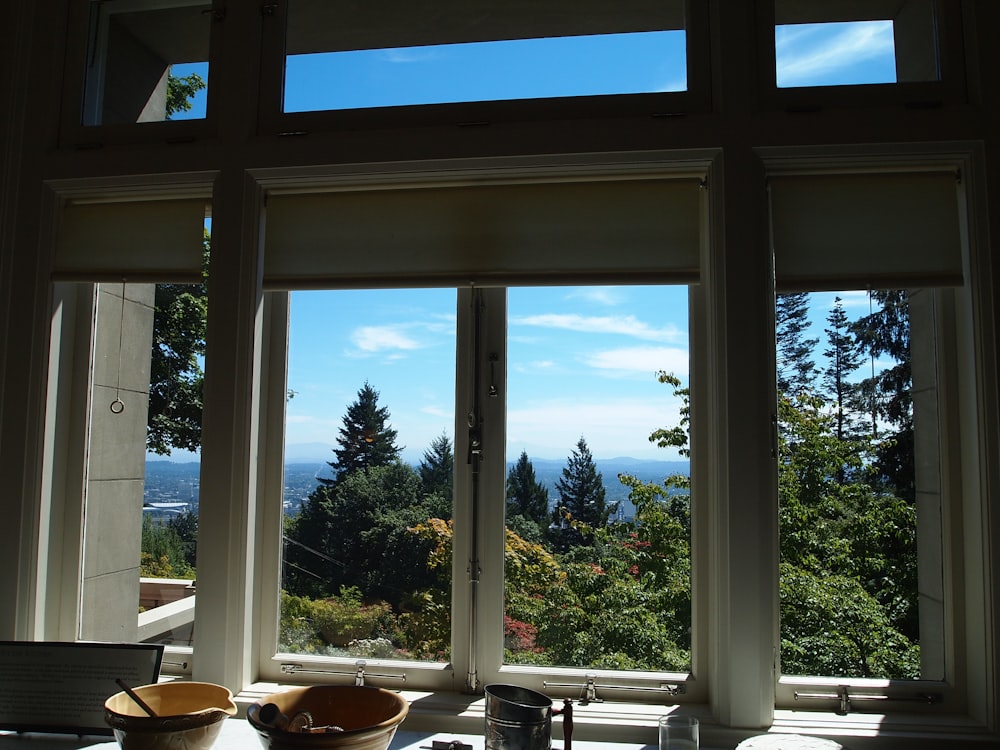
[[104, 681, 237, 750], [247, 686, 409, 750]]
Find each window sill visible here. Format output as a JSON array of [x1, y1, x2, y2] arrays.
[[235, 684, 1000, 750]]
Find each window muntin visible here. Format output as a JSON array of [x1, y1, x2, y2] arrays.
[[773, 0, 940, 89], [282, 0, 687, 113], [278, 288, 457, 665], [83, 0, 211, 126], [503, 285, 692, 673]]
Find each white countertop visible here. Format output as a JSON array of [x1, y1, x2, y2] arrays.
[[1, 721, 658, 750]]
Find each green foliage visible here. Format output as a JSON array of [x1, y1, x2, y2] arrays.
[[550, 437, 617, 549], [326, 382, 402, 484], [165, 72, 206, 119], [140, 514, 196, 578], [780, 563, 919, 678], [506, 450, 550, 538], [147, 230, 209, 454], [419, 432, 454, 500]]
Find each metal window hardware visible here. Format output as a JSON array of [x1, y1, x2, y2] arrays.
[[420, 742, 474, 750], [794, 685, 942, 715], [281, 661, 406, 687], [542, 674, 686, 705]]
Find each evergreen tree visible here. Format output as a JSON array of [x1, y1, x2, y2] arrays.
[[849, 290, 915, 501], [506, 451, 550, 529], [776, 292, 819, 396], [822, 297, 865, 442], [419, 432, 454, 505], [552, 438, 617, 547], [326, 381, 402, 484]]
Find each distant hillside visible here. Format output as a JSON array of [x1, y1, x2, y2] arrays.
[[145, 457, 691, 521]]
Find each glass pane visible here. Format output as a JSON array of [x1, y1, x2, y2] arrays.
[[284, 0, 687, 112], [504, 285, 691, 672], [774, 0, 939, 88], [84, 1, 211, 125], [279, 289, 456, 663], [776, 289, 943, 681]]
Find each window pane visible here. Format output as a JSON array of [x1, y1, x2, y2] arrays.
[[776, 289, 944, 681], [774, 0, 939, 88], [279, 289, 456, 663], [84, 1, 211, 125], [504, 285, 691, 672], [284, 0, 687, 112]]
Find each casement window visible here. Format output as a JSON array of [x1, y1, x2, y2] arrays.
[[253, 166, 708, 700], [761, 0, 966, 107], [78, 0, 212, 126], [42, 191, 210, 674], [767, 166, 983, 718], [255, 0, 710, 132]]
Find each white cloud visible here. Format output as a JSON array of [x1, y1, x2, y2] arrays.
[[512, 313, 684, 342], [380, 47, 442, 64], [776, 21, 894, 87], [563, 287, 624, 306], [506, 396, 687, 460], [584, 346, 689, 377], [349, 325, 422, 354]]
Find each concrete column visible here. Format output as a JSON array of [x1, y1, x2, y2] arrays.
[[79, 283, 155, 642]]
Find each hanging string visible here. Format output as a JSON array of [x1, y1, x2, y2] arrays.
[[110, 280, 126, 414]]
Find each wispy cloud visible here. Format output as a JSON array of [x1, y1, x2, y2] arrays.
[[507, 396, 687, 460], [583, 346, 688, 377], [349, 325, 422, 354], [512, 313, 684, 342], [776, 21, 895, 87], [380, 47, 443, 64]]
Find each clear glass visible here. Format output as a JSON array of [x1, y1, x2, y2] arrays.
[[284, 0, 687, 112], [503, 285, 692, 672], [278, 289, 456, 662], [658, 715, 698, 750], [84, 1, 211, 125], [774, 0, 940, 88], [776, 289, 944, 681]]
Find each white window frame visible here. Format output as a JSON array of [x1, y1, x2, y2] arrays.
[[761, 147, 998, 732], [250, 153, 714, 706]]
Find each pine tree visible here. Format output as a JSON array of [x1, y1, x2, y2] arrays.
[[554, 437, 616, 529], [776, 292, 819, 396], [326, 381, 402, 484], [419, 432, 454, 503], [506, 451, 550, 527], [849, 289, 914, 501], [822, 297, 865, 442]]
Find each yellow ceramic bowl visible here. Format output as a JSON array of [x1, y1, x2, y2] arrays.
[[247, 685, 409, 750], [104, 681, 237, 750]]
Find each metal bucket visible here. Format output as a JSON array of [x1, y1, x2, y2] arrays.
[[484, 685, 553, 750]]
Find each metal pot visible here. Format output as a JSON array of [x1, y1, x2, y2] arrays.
[[484, 685, 573, 750]]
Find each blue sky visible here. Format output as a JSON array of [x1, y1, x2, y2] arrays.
[[166, 20, 902, 463], [285, 286, 689, 463]]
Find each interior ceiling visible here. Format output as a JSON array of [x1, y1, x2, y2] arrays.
[[285, 0, 686, 55], [112, 4, 211, 64]]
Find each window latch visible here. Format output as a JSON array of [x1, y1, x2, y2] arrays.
[[794, 686, 942, 715], [280, 661, 406, 687], [543, 674, 686, 705]]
